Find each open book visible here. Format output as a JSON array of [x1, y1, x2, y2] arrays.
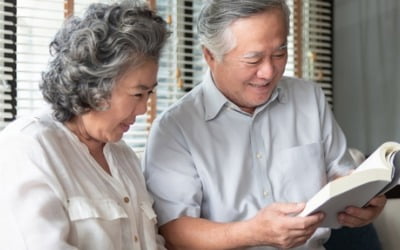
[[297, 141, 400, 228]]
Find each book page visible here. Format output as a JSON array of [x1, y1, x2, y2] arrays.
[[378, 151, 400, 195], [354, 142, 399, 172]]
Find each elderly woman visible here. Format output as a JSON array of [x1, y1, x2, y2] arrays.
[[0, 1, 168, 249]]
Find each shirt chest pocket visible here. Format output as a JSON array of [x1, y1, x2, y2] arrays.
[[67, 197, 128, 221], [273, 142, 327, 202]]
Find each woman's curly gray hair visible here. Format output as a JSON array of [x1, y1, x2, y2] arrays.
[[40, 0, 169, 122]]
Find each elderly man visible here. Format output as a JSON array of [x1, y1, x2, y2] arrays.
[[144, 0, 386, 249]]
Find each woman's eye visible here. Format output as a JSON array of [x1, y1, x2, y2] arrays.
[[133, 90, 154, 98]]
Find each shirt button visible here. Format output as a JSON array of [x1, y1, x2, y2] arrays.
[[256, 153, 262, 159], [134, 235, 138, 242], [263, 191, 269, 197], [123, 197, 130, 203]]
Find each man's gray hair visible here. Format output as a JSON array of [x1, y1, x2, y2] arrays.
[[197, 0, 290, 61], [40, 0, 169, 122]]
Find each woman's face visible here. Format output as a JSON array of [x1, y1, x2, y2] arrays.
[[79, 60, 158, 144]]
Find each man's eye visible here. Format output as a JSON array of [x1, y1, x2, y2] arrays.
[[246, 61, 260, 65], [272, 51, 287, 58]]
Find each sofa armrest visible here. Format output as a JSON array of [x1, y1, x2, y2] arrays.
[[374, 199, 400, 250]]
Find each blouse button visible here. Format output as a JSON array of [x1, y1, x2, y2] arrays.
[[124, 197, 130, 203], [134, 235, 138, 242]]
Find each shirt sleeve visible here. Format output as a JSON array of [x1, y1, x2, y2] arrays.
[[143, 115, 203, 226], [315, 84, 356, 179], [0, 132, 78, 250]]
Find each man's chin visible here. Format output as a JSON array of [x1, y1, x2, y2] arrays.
[[252, 95, 273, 106]]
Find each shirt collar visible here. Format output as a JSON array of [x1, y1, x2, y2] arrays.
[[202, 70, 289, 120], [202, 70, 229, 121], [253, 78, 289, 114], [276, 77, 288, 104]]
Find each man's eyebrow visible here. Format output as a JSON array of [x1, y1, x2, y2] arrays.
[[242, 51, 264, 59], [241, 44, 288, 59], [277, 44, 288, 50]]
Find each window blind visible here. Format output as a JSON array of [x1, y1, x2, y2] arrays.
[[15, 0, 64, 117], [73, 0, 111, 15], [0, 0, 15, 130], [300, 0, 334, 106], [284, 0, 297, 77]]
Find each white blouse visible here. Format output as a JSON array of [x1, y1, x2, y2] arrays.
[[0, 110, 166, 250]]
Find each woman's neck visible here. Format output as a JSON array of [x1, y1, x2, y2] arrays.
[[64, 116, 111, 175]]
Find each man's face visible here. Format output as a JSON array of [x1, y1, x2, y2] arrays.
[[205, 9, 288, 114]]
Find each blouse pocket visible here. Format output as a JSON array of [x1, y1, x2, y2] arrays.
[[67, 196, 128, 221], [139, 201, 160, 250], [140, 201, 157, 224]]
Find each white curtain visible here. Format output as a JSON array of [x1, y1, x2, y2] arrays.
[[333, 0, 400, 154]]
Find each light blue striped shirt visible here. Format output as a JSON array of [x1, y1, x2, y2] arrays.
[[144, 71, 355, 249]]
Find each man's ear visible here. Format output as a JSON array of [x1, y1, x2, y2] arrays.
[[202, 46, 216, 66]]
